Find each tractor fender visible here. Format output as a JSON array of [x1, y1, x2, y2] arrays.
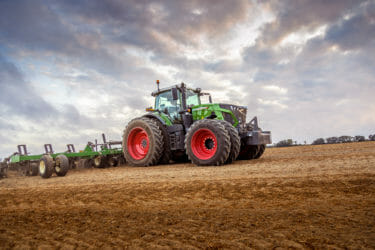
[[143, 113, 166, 125]]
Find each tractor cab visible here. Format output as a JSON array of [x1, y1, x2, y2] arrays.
[[151, 82, 210, 122]]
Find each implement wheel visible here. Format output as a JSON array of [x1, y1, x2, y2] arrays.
[[123, 117, 164, 166], [77, 158, 93, 169], [94, 156, 107, 168], [0, 163, 8, 178], [39, 155, 54, 179], [55, 154, 69, 177], [108, 157, 118, 167], [30, 162, 39, 176], [185, 119, 231, 166]]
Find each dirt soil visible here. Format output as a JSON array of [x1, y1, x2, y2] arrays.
[[1, 142, 374, 249]]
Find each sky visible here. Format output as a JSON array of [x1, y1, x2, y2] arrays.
[[0, 0, 374, 157]]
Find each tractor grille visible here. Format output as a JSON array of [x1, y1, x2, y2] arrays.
[[219, 104, 247, 127]]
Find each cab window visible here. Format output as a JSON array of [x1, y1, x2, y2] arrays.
[[186, 89, 200, 107], [155, 90, 181, 120]]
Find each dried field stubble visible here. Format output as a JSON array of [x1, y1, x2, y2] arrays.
[[0, 142, 374, 249]]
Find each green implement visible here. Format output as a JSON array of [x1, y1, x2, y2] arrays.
[[6, 134, 125, 178]]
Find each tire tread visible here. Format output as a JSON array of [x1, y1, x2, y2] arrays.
[[185, 119, 231, 166], [123, 117, 164, 166], [217, 120, 241, 164]]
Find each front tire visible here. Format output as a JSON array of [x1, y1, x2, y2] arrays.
[[254, 144, 266, 159], [123, 117, 164, 166], [185, 119, 231, 166], [238, 144, 259, 160], [217, 120, 240, 164]]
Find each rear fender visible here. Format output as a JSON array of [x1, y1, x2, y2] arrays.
[[143, 112, 172, 126]]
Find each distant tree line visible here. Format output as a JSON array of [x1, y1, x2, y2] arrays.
[[274, 134, 375, 147], [274, 139, 296, 147], [312, 134, 375, 145]]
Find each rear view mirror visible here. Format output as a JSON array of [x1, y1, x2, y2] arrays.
[[172, 88, 178, 100]]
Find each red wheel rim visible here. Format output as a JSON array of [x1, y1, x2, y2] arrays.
[[127, 127, 149, 160], [191, 128, 217, 160]]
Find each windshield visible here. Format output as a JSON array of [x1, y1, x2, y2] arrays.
[[186, 89, 200, 107], [155, 90, 181, 120]]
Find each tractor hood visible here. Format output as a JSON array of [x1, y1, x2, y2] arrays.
[[218, 104, 247, 126], [191, 103, 247, 127]]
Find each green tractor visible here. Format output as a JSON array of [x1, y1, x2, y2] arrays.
[[122, 81, 271, 166]]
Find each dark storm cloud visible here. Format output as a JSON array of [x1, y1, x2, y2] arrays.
[[55, 0, 251, 52], [325, 2, 375, 51], [0, 53, 57, 120], [292, 1, 375, 74], [155, 0, 250, 42], [1, 0, 252, 80], [0, 0, 126, 77], [257, 0, 362, 46], [243, 0, 375, 81], [0, 0, 76, 53]]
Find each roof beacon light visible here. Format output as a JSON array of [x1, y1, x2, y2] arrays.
[[156, 80, 160, 91]]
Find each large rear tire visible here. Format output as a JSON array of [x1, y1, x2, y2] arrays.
[[217, 120, 240, 164], [55, 154, 69, 177], [123, 117, 164, 166], [185, 119, 231, 166], [149, 117, 172, 164], [39, 155, 54, 179]]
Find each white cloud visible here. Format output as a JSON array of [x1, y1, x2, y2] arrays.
[[279, 25, 327, 48], [258, 98, 288, 109], [263, 85, 288, 95]]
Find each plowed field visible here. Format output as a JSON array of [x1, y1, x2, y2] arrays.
[[1, 142, 374, 249]]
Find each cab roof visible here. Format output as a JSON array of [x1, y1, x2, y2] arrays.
[[151, 83, 201, 97]]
